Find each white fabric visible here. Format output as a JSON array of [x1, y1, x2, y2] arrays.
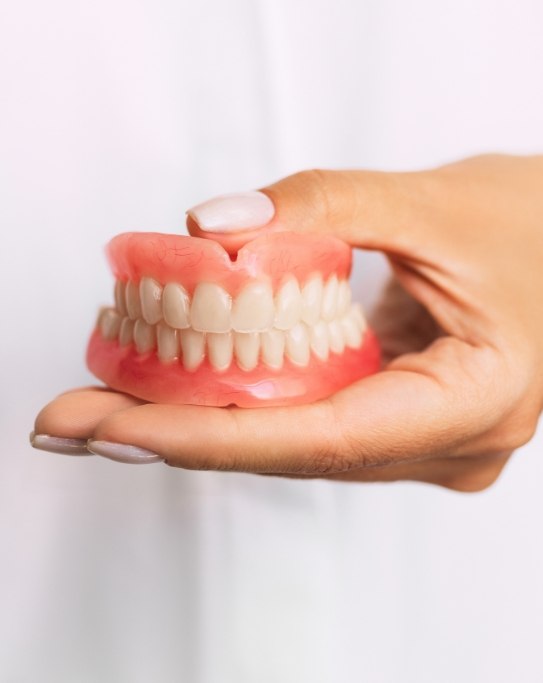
[[1, 1, 543, 681]]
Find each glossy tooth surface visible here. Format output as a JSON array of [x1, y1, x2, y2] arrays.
[[310, 321, 329, 361], [207, 332, 234, 371], [328, 320, 345, 354], [114, 281, 128, 316], [232, 282, 274, 332], [341, 315, 363, 349], [274, 278, 303, 330], [321, 275, 339, 322], [125, 281, 142, 320], [119, 317, 135, 346], [100, 309, 121, 340], [156, 322, 178, 363], [163, 282, 190, 330], [140, 277, 163, 325], [337, 280, 352, 317], [286, 323, 310, 366], [235, 332, 260, 371], [301, 275, 323, 326], [191, 282, 232, 333], [180, 329, 205, 371], [261, 329, 285, 370], [352, 303, 368, 332], [133, 319, 156, 353]]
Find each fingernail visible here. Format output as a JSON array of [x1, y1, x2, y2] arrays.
[[30, 431, 91, 455], [87, 440, 164, 464], [187, 190, 275, 233]]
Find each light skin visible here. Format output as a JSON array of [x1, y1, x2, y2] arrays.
[[32, 154, 543, 491]]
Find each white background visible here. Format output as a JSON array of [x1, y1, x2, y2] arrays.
[[1, 1, 543, 681]]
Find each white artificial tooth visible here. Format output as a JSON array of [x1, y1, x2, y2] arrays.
[[140, 277, 163, 325], [232, 281, 275, 332], [341, 315, 362, 349], [310, 321, 329, 361], [321, 274, 339, 322], [286, 323, 310, 366], [234, 332, 260, 371], [351, 302, 368, 333], [261, 329, 285, 370], [125, 281, 142, 320], [99, 308, 121, 340], [163, 282, 191, 329], [156, 322, 179, 363], [179, 329, 205, 371], [207, 332, 234, 371], [274, 278, 303, 330], [191, 282, 232, 333], [337, 280, 352, 317], [119, 317, 135, 346], [328, 320, 345, 354], [133, 319, 156, 353], [114, 281, 128, 316], [301, 275, 323, 325]]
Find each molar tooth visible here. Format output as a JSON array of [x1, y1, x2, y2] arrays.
[[163, 283, 190, 329], [125, 281, 142, 320], [234, 332, 260, 371], [133, 319, 156, 353], [119, 317, 135, 346], [99, 308, 121, 340], [140, 277, 163, 325], [301, 275, 323, 325], [207, 332, 234, 371], [232, 282, 275, 332], [341, 315, 362, 349], [156, 322, 179, 363], [180, 329, 205, 371], [310, 321, 329, 361], [351, 303, 368, 333], [328, 320, 345, 354], [274, 278, 302, 330], [191, 283, 232, 333], [261, 329, 285, 370], [286, 323, 310, 366], [337, 280, 352, 317], [114, 281, 128, 316], [321, 274, 339, 322]]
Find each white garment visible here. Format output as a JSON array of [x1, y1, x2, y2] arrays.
[[1, 1, 543, 681]]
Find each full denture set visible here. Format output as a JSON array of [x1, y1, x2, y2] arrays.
[[87, 231, 380, 406]]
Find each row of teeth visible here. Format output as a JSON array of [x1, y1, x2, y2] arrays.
[[114, 275, 354, 334]]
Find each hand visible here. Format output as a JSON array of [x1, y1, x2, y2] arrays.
[[32, 155, 543, 491]]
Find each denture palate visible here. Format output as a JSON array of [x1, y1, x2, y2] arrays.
[[97, 274, 367, 372]]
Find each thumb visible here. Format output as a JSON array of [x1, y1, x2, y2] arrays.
[[186, 169, 434, 255]]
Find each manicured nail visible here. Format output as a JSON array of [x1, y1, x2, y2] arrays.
[[30, 431, 91, 455], [187, 191, 275, 233], [87, 440, 164, 464]]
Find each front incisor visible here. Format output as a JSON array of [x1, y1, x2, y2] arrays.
[[232, 282, 274, 332], [191, 283, 232, 333]]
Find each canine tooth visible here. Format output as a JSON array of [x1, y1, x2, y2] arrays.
[[328, 320, 345, 354], [180, 329, 205, 371], [310, 321, 329, 361], [114, 281, 128, 316], [321, 275, 339, 322], [99, 308, 121, 340], [133, 319, 156, 353], [163, 283, 190, 329], [341, 315, 362, 349], [232, 282, 274, 332], [119, 317, 135, 346], [207, 332, 234, 371], [261, 329, 285, 370], [286, 323, 310, 366], [156, 322, 178, 363], [140, 277, 163, 325], [125, 281, 142, 320], [191, 283, 232, 333], [274, 278, 302, 330], [337, 280, 351, 317], [234, 332, 260, 371], [301, 275, 323, 325]]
